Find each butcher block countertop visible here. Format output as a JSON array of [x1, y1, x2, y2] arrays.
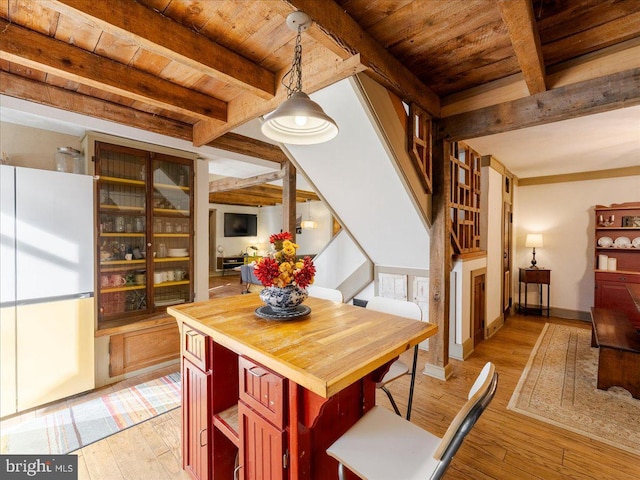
[[168, 294, 437, 399]]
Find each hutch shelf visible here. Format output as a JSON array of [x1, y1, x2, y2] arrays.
[[594, 202, 640, 329]]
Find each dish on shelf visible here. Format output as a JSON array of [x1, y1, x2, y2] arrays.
[[633, 237, 640, 248], [154, 298, 186, 307], [614, 236, 631, 247], [597, 236, 613, 247], [168, 248, 188, 257]]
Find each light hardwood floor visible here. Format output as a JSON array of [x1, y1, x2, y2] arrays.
[[5, 280, 623, 480], [66, 312, 640, 480]]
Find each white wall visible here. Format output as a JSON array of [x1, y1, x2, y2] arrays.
[[482, 167, 505, 329], [0, 122, 82, 170], [210, 200, 332, 260], [513, 175, 640, 316]]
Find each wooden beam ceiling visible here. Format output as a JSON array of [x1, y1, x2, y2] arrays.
[[0, 19, 227, 122], [49, 0, 275, 100], [437, 67, 640, 141], [497, 0, 546, 95], [285, 0, 441, 118], [208, 184, 319, 207], [209, 170, 287, 193], [207, 133, 287, 165]]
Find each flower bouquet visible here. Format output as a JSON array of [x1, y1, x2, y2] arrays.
[[254, 232, 315, 312]]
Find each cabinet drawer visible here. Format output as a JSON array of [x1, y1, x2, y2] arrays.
[[595, 272, 640, 284], [520, 269, 550, 284], [182, 323, 210, 371], [239, 357, 285, 428]]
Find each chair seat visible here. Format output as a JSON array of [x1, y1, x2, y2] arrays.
[[327, 406, 441, 480], [376, 359, 409, 387]]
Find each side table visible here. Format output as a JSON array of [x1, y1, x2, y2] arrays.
[[518, 268, 551, 317]]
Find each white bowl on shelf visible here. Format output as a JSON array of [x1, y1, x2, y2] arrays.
[[633, 237, 640, 248], [168, 248, 188, 257]]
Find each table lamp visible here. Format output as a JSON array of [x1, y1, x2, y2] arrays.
[[525, 234, 543, 269]]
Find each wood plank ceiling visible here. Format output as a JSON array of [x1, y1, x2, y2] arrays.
[[1, 1, 639, 200]]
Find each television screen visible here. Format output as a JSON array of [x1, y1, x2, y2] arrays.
[[224, 213, 257, 237]]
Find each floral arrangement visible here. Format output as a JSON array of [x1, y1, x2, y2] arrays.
[[254, 232, 316, 289]]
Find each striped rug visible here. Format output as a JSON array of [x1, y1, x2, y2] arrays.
[[0, 372, 180, 455]]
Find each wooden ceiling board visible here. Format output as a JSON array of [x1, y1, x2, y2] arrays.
[[8, 0, 58, 35], [335, 0, 415, 30], [52, 11, 102, 52]]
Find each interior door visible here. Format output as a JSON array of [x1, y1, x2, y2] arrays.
[[473, 273, 486, 346]]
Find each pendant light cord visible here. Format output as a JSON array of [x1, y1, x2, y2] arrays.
[[282, 26, 303, 98]]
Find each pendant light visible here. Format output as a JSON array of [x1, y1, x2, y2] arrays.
[[261, 11, 338, 145], [300, 199, 317, 229]]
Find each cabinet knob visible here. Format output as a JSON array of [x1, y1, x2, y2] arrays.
[[147, 242, 152, 247]]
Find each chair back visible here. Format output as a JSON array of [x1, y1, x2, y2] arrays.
[[431, 362, 498, 479], [307, 285, 344, 302], [365, 296, 422, 321]]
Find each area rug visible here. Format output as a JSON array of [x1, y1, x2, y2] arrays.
[[508, 323, 640, 456], [0, 372, 180, 455]]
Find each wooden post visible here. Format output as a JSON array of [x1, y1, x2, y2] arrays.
[[426, 136, 452, 380], [282, 160, 297, 242]]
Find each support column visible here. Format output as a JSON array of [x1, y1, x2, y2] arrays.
[[425, 136, 452, 380], [282, 160, 297, 242]]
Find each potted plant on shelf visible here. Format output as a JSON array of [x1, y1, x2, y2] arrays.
[[254, 232, 316, 314]]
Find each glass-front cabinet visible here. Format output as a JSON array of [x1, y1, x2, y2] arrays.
[[95, 142, 194, 326]]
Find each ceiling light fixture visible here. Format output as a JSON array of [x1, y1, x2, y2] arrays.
[[301, 199, 317, 229], [261, 11, 338, 145]]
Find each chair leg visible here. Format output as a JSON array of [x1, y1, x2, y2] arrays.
[[338, 462, 346, 480], [406, 344, 419, 420], [380, 386, 401, 416]]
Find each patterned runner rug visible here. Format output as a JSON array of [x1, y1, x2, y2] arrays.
[[508, 324, 640, 456], [1, 372, 180, 454]]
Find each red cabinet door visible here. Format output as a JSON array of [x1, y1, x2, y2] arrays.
[[183, 358, 212, 480], [238, 402, 286, 480]]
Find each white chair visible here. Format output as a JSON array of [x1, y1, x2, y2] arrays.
[[307, 285, 343, 302], [366, 296, 422, 419], [327, 362, 498, 480]]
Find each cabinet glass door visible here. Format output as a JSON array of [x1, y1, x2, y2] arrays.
[[96, 144, 149, 321], [151, 155, 193, 311]]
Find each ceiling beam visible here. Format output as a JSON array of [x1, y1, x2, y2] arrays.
[[49, 0, 275, 100], [207, 133, 287, 165], [193, 52, 364, 145], [437, 67, 640, 141], [208, 185, 318, 207], [497, 0, 546, 95], [284, 0, 441, 118], [209, 170, 287, 193], [0, 71, 194, 140], [0, 19, 227, 122]]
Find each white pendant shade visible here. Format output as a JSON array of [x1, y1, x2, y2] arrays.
[[261, 92, 338, 145], [300, 220, 317, 229]]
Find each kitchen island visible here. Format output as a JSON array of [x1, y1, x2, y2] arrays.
[[168, 294, 437, 480]]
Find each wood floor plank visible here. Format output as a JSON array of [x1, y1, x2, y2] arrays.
[[106, 426, 172, 480], [36, 305, 640, 479], [78, 440, 126, 480]]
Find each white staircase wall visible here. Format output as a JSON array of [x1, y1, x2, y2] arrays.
[[284, 77, 430, 270]]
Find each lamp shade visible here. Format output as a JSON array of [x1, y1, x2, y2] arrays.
[[300, 220, 317, 229], [261, 92, 339, 145], [525, 234, 544, 248]]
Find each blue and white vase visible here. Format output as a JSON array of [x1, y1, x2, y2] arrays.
[[260, 285, 308, 312]]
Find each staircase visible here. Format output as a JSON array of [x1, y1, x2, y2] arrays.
[[284, 75, 432, 298]]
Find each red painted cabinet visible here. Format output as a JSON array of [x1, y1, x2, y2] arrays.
[[182, 357, 211, 480], [238, 356, 288, 480]]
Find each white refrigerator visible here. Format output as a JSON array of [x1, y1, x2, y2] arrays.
[[1, 165, 95, 415]]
